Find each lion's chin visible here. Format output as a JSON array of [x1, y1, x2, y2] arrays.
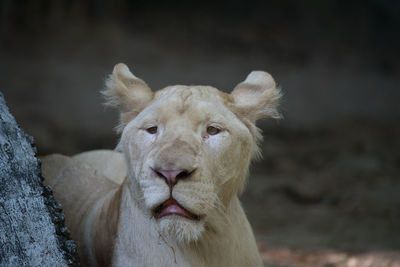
[[157, 215, 205, 243]]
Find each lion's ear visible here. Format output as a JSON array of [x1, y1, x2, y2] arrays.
[[103, 63, 154, 131], [231, 71, 282, 123]]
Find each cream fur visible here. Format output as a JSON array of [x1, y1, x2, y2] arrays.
[[41, 63, 281, 267]]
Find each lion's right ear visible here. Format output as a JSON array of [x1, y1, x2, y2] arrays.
[[102, 63, 154, 132]]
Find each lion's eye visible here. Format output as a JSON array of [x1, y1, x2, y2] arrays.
[[146, 126, 158, 134], [207, 126, 220, 135]]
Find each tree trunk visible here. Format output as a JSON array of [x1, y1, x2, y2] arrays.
[[0, 92, 79, 266]]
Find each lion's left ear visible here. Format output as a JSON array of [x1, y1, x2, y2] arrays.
[[102, 63, 154, 132], [231, 71, 282, 123]]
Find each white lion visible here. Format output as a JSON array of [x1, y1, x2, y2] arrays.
[[41, 63, 281, 267]]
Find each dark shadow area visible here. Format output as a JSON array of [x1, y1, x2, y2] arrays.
[[246, 119, 400, 265], [1, 1, 399, 265]]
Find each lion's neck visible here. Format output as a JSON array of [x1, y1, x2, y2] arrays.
[[90, 185, 123, 266]]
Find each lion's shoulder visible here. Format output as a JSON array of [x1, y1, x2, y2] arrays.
[[72, 150, 126, 185], [41, 150, 126, 186]]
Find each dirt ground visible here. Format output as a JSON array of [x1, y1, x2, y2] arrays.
[[242, 119, 400, 266]]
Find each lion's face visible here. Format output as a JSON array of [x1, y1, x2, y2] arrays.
[[103, 64, 281, 243], [119, 86, 255, 242]]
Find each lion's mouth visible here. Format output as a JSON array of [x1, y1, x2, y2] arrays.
[[154, 198, 200, 221]]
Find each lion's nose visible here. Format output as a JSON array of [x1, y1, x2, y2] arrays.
[[152, 169, 193, 187]]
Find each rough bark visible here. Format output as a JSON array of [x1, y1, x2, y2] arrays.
[[0, 92, 79, 266]]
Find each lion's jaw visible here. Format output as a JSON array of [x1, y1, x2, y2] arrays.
[[117, 85, 255, 243]]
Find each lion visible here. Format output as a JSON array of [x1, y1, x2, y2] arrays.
[[41, 63, 281, 267]]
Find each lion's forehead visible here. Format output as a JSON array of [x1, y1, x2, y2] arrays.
[[144, 85, 235, 123], [154, 85, 231, 106]]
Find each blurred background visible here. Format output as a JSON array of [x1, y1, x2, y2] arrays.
[[1, 0, 399, 266]]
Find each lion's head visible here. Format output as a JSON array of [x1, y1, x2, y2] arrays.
[[102, 63, 281, 244]]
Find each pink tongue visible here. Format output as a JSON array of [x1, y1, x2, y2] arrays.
[[158, 199, 193, 219], [163, 204, 186, 214]]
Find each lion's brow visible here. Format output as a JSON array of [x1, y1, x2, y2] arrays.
[[177, 88, 193, 114]]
